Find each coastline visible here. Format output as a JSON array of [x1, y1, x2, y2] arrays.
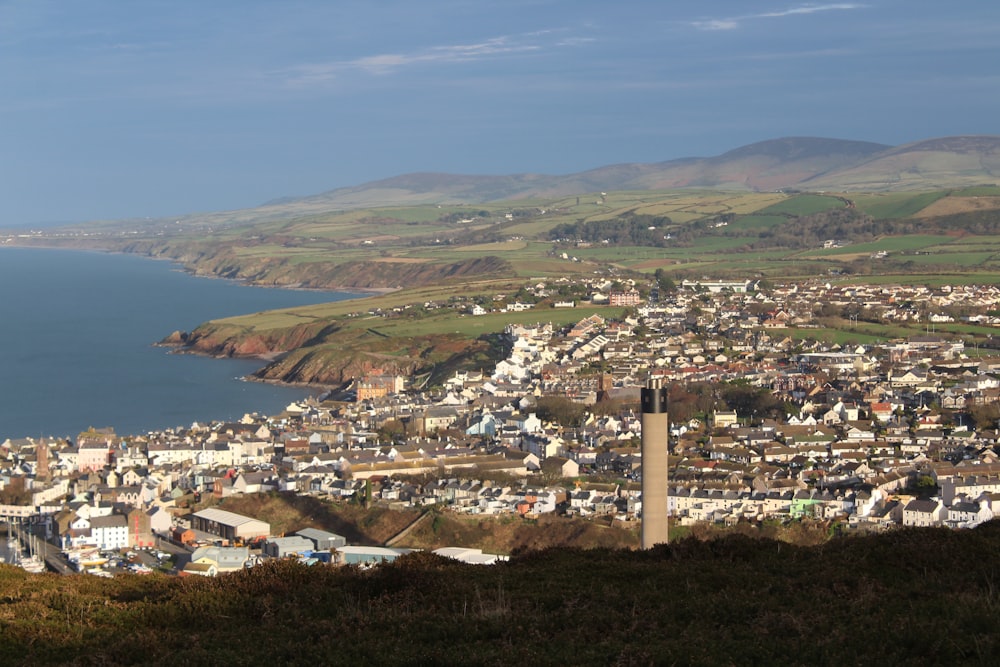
[[0, 240, 396, 296], [0, 245, 363, 440], [157, 340, 342, 395]]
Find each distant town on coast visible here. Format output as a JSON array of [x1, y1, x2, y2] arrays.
[[7, 266, 1000, 576]]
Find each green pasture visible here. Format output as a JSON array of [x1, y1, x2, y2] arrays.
[[509, 258, 596, 277], [659, 211, 705, 224], [770, 327, 886, 346], [568, 246, 671, 262], [550, 191, 793, 228], [898, 251, 995, 267], [841, 272, 1000, 287], [367, 206, 502, 223], [685, 235, 755, 252], [805, 235, 954, 257], [447, 239, 529, 253], [928, 321, 1000, 338], [212, 280, 532, 331], [626, 192, 787, 219], [934, 235, 1000, 248], [331, 221, 455, 241], [405, 240, 549, 262], [363, 305, 627, 338], [231, 245, 319, 258], [952, 186, 1000, 196], [286, 249, 384, 265], [726, 215, 786, 232], [801, 318, 1000, 343], [725, 193, 789, 214], [756, 194, 845, 216], [849, 191, 947, 219]]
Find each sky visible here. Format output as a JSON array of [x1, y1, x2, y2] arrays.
[[2, 0, 999, 226]]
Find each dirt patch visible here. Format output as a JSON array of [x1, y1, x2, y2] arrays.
[[632, 259, 678, 270], [399, 510, 639, 554]]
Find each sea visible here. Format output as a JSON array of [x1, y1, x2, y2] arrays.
[[0, 246, 362, 440]]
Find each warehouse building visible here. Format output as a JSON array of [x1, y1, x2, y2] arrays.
[[190, 508, 270, 544], [296, 527, 347, 551], [262, 535, 315, 559]]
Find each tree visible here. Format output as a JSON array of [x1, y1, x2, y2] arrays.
[[969, 403, 1000, 429], [535, 396, 587, 428], [377, 419, 407, 443], [0, 477, 31, 505], [913, 475, 938, 496], [720, 383, 784, 422]]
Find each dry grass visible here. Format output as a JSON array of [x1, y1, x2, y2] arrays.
[[914, 196, 1000, 217]]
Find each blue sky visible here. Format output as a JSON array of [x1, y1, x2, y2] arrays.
[[2, 0, 998, 226]]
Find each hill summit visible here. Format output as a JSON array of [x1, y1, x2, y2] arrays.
[[268, 134, 999, 212]]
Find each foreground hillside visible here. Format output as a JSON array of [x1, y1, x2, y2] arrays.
[[2, 524, 998, 665]]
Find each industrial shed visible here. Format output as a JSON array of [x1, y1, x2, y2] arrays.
[[263, 535, 314, 559], [332, 546, 414, 566], [296, 527, 347, 551], [190, 508, 270, 544]]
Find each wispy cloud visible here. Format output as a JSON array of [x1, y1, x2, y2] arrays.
[[281, 30, 582, 86], [693, 3, 865, 31], [694, 20, 740, 31]]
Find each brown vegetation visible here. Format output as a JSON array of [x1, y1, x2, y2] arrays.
[[914, 195, 1000, 217], [206, 492, 420, 545], [4, 523, 1000, 665]]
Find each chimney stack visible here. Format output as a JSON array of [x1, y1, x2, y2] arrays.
[[641, 377, 669, 548]]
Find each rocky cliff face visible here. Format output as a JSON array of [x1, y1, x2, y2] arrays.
[[119, 239, 513, 290], [164, 320, 503, 389], [162, 320, 342, 359]]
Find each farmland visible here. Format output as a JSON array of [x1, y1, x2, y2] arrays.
[[26, 186, 999, 295], [17, 184, 1000, 387]]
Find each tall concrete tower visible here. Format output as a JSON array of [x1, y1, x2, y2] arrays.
[[641, 377, 669, 548]]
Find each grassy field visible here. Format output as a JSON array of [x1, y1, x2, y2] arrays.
[[58, 185, 1000, 334], [953, 185, 1000, 196], [364, 306, 627, 338], [901, 251, 995, 267], [803, 234, 955, 257], [724, 214, 786, 231], [843, 272, 1000, 287], [755, 194, 846, 216], [849, 191, 948, 219]]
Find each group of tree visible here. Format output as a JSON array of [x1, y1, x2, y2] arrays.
[[664, 381, 789, 424], [547, 214, 674, 247], [534, 395, 588, 428]]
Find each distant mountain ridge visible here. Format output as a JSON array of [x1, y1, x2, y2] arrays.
[[268, 135, 1000, 211]]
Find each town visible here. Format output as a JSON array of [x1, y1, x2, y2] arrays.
[[4, 275, 1000, 576]]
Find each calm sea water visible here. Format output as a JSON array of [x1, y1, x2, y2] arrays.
[[0, 247, 360, 439]]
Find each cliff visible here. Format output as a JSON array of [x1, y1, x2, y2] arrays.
[[120, 239, 514, 290], [164, 320, 504, 389]]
